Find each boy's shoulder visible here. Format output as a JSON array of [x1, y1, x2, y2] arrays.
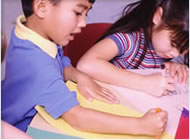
[[8, 29, 54, 68], [10, 29, 44, 57]]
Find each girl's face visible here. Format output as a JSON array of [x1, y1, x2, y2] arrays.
[[43, 0, 92, 46], [151, 29, 180, 59]]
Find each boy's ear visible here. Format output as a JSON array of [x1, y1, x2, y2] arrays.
[[33, 0, 48, 18], [152, 7, 163, 26]]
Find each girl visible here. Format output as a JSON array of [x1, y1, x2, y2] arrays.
[[77, 0, 189, 97], [2, 0, 168, 137]]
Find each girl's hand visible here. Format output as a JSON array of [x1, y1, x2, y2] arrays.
[[138, 108, 168, 136], [77, 74, 120, 104], [164, 62, 189, 84], [143, 73, 175, 97]]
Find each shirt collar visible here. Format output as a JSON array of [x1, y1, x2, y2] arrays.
[[15, 15, 58, 58]]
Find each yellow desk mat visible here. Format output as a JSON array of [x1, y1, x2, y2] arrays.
[[35, 81, 173, 139]]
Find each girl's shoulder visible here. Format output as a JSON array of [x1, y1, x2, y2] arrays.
[[109, 30, 143, 43], [106, 30, 144, 56]]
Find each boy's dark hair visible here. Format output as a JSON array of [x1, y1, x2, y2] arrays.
[[1, 32, 7, 62], [98, 0, 189, 67], [21, 0, 95, 18]]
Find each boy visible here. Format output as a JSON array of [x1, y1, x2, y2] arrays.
[[1, 31, 32, 139], [2, 0, 168, 136]]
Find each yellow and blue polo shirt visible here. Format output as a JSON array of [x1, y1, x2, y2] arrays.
[[1, 15, 79, 132]]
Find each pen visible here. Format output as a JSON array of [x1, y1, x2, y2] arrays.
[[156, 108, 161, 113], [155, 108, 161, 139]]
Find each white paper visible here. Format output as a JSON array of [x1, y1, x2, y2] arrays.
[[97, 69, 189, 137]]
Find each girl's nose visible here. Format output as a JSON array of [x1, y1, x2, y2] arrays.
[[170, 48, 180, 58]]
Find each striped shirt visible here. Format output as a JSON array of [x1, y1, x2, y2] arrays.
[[107, 30, 167, 69]]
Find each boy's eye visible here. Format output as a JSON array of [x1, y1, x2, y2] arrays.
[[75, 11, 83, 16]]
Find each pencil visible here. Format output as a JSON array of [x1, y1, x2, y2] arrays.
[[155, 108, 161, 139]]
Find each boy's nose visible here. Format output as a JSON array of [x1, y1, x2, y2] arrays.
[[78, 16, 87, 28]]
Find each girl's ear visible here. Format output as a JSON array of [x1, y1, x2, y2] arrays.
[[152, 7, 163, 26], [33, 0, 48, 18]]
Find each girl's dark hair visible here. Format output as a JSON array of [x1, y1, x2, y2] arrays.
[[184, 52, 189, 66], [21, 0, 96, 18], [98, 0, 189, 67]]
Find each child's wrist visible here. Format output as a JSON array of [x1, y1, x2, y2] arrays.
[[135, 117, 148, 135], [131, 118, 143, 135], [75, 70, 88, 83], [137, 75, 148, 92]]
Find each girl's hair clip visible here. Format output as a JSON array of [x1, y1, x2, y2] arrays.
[[160, 64, 165, 69]]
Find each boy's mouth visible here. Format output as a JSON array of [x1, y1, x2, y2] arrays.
[[69, 34, 75, 41], [69, 30, 81, 41]]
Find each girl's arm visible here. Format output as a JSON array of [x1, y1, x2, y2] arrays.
[[77, 38, 175, 97], [62, 105, 168, 136], [164, 62, 189, 84], [77, 38, 145, 89]]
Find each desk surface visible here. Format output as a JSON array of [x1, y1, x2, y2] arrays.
[[27, 69, 189, 139]]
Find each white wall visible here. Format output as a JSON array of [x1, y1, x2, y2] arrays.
[[1, 0, 136, 79], [86, 0, 134, 23], [2, 0, 136, 42], [2, 0, 23, 42]]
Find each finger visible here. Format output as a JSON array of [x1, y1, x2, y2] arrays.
[[165, 68, 171, 76], [163, 90, 168, 95], [176, 67, 184, 84], [160, 127, 165, 133], [96, 90, 119, 104], [159, 111, 168, 119], [182, 66, 189, 83], [181, 66, 187, 83], [163, 62, 170, 70], [185, 66, 189, 74], [163, 118, 168, 123], [100, 87, 119, 103], [185, 67, 189, 83], [85, 87, 115, 104], [167, 77, 175, 84], [166, 84, 175, 92], [92, 84, 119, 103], [80, 87, 93, 102], [170, 66, 177, 78], [148, 108, 157, 113], [100, 87, 117, 99], [94, 93, 116, 104]]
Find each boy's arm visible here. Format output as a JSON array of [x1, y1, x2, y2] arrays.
[[1, 121, 33, 139], [63, 65, 84, 83], [63, 65, 119, 104], [61, 105, 167, 136]]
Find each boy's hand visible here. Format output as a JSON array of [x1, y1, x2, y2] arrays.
[[77, 74, 120, 104], [164, 62, 189, 84], [138, 108, 168, 136], [143, 73, 175, 97]]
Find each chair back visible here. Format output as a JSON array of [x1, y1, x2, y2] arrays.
[[64, 23, 111, 67]]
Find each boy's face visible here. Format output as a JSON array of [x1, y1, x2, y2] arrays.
[[41, 0, 92, 46]]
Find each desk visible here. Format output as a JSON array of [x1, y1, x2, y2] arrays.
[[27, 69, 189, 139], [27, 114, 81, 139]]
